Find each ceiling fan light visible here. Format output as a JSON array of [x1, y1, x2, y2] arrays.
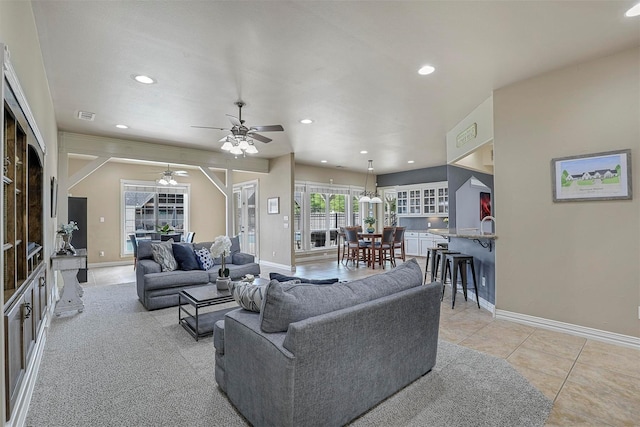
[[169, 179, 177, 185], [158, 178, 168, 186], [238, 139, 250, 150], [230, 146, 243, 155], [245, 145, 258, 154], [221, 141, 233, 151]]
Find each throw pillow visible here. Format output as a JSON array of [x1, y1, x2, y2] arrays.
[[232, 279, 300, 312], [269, 272, 339, 285], [172, 243, 198, 271], [151, 239, 178, 272], [194, 247, 214, 271]]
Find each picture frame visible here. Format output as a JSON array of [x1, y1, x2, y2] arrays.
[[50, 176, 58, 217], [267, 197, 280, 214], [480, 192, 491, 220], [551, 149, 632, 202]]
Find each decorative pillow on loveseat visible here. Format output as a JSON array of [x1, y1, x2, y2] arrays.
[[231, 279, 300, 312], [194, 247, 214, 271], [260, 258, 423, 333], [151, 239, 178, 272], [172, 243, 199, 271]]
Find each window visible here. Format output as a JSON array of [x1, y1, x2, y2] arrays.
[[294, 181, 362, 252], [383, 189, 397, 226], [121, 181, 190, 255]]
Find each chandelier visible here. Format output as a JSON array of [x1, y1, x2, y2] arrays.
[[220, 135, 258, 155], [359, 160, 382, 203]]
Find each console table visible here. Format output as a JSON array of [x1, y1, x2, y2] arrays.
[[51, 248, 87, 315]]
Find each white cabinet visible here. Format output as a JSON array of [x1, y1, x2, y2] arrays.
[[396, 181, 448, 217], [404, 232, 419, 256], [418, 233, 432, 256]]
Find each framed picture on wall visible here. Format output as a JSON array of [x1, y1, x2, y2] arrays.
[[480, 192, 491, 220], [50, 176, 58, 217], [551, 149, 632, 202], [267, 197, 280, 214]]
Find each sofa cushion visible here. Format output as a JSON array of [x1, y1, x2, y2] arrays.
[[230, 235, 241, 254], [137, 240, 154, 260], [172, 243, 199, 271], [151, 239, 178, 272], [269, 272, 339, 285], [260, 258, 423, 333], [194, 247, 214, 271], [143, 269, 210, 291], [231, 282, 268, 312]]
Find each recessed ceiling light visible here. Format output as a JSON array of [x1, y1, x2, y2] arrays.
[[626, 3, 640, 17], [320, 160, 327, 163], [418, 65, 435, 75], [133, 74, 156, 84], [407, 160, 415, 164], [360, 150, 368, 154], [116, 124, 129, 129], [300, 119, 314, 124]]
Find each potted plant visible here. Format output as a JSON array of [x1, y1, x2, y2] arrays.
[[364, 216, 376, 233], [210, 235, 232, 290], [156, 224, 174, 234], [57, 221, 79, 255]]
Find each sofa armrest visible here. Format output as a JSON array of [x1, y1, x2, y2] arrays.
[[137, 258, 161, 274], [232, 252, 255, 265], [214, 319, 225, 355]]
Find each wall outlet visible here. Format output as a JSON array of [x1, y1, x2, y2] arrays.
[[481, 276, 486, 287], [427, 222, 431, 227], [99, 216, 105, 223], [99, 251, 105, 257], [272, 251, 276, 257]]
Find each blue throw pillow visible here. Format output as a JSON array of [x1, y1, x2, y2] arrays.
[[172, 243, 199, 271], [194, 247, 214, 271]]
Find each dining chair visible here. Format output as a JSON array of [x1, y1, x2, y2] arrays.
[[373, 227, 396, 269], [392, 226, 406, 262], [128, 234, 138, 270], [344, 227, 369, 267], [185, 231, 196, 243]]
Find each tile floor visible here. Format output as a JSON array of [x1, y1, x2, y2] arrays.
[[84, 257, 639, 426]]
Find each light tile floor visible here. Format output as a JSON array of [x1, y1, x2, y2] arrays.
[[85, 257, 640, 426]]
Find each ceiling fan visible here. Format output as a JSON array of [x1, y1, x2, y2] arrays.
[[157, 164, 188, 185], [192, 101, 284, 147]]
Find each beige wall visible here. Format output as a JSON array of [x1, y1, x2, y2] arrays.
[[68, 158, 226, 264], [234, 154, 295, 268], [494, 47, 640, 337], [295, 163, 367, 186]]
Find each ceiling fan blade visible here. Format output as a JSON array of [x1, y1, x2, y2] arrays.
[[250, 133, 272, 143], [174, 171, 189, 176], [250, 125, 284, 132], [191, 125, 228, 130], [226, 114, 242, 127]]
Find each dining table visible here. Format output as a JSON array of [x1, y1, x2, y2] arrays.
[[357, 232, 383, 269]]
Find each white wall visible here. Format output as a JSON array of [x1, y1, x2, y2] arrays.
[[494, 47, 640, 338]]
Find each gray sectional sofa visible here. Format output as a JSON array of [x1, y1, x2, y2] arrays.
[[213, 259, 441, 427], [136, 238, 260, 310]]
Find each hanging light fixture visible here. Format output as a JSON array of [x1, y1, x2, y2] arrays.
[[359, 160, 382, 203], [220, 135, 258, 156]]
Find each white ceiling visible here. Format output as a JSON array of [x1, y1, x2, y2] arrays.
[[32, 1, 639, 174]]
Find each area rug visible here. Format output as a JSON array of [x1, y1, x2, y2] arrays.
[[26, 282, 551, 426]]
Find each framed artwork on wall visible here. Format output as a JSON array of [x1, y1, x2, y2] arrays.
[[267, 197, 280, 214], [551, 149, 632, 202], [50, 176, 58, 217], [480, 192, 491, 220]]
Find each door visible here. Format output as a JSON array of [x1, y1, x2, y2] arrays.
[[233, 182, 258, 257], [68, 197, 88, 282]]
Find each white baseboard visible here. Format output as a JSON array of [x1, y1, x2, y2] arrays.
[[88, 260, 131, 268], [259, 260, 295, 272], [495, 309, 640, 350]]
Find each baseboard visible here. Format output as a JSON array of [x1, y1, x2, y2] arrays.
[[495, 309, 640, 350], [88, 260, 131, 268], [466, 290, 495, 314], [259, 260, 295, 272]]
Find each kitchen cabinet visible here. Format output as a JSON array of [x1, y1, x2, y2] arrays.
[[396, 181, 448, 217], [404, 232, 419, 256]]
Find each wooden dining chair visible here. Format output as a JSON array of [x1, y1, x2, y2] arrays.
[[373, 227, 396, 269], [392, 226, 406, 262], [128, 234, 138, 270], [344, 227, 369, 267]]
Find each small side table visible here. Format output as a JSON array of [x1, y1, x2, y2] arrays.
[[51, 249, 87, 315], [179, 285, 235, 341]]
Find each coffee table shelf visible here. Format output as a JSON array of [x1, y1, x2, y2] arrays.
[[178, 285, 236, 341]]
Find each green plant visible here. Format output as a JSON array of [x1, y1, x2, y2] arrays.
[[156, 224, 174, 234], [364, 216, 376, 226]]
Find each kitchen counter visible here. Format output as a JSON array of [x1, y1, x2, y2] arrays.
[[429, 228, 497, 240]]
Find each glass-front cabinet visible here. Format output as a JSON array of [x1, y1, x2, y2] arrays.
[[395, 181, 448, 217]]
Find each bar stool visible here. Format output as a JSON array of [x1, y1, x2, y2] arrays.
[[435, 250, 461, 283], [442, 253, 480, 309]]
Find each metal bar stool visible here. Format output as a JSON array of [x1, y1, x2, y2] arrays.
[[442, 253, 480, 309], [431, 249, 460, 283]]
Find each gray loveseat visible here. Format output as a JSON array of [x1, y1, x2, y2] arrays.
[[213, 259, 440, 427], [136, 238, 260, 310]]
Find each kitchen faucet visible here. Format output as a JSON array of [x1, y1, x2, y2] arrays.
[[480, 216, 495, 235]]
